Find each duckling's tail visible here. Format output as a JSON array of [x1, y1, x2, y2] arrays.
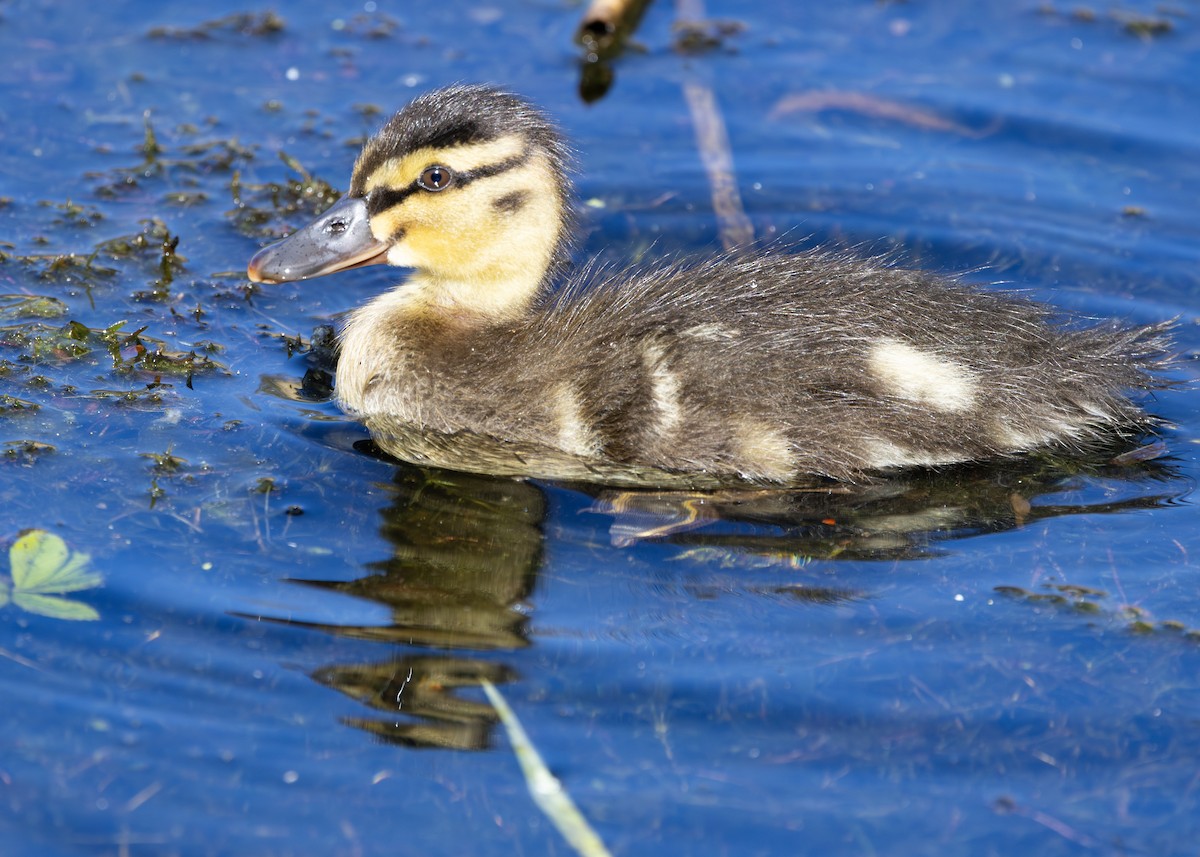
[[1077, 317, 1180, 392]]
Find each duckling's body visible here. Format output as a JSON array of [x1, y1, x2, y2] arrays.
[[248, 85, 1172, 487]]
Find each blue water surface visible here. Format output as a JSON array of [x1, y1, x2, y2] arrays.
[[1, 1, 1199, 855]]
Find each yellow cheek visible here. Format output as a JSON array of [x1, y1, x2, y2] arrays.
[[373, 191, 490, 269], [402, 223, 475, 271]]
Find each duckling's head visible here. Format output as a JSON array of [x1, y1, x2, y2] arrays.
[[248, 85, 574, 319]]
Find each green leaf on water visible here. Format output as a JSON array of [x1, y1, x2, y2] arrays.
[[12, 592, 100, 621], [8, 529, 102, 594]]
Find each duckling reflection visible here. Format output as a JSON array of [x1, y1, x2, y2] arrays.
[[277, 467, 544, 650], [246, 469, 542, 750], [254, 443, 1181, 749], [312, 655, 514, 751], [587, 441, 1182, 561]]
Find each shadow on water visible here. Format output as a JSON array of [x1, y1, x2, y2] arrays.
[[240, 442, 1187, 751]]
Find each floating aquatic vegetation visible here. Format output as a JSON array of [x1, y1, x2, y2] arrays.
[[42, 199, 104, 228], [0, 295, 69, 321], [671, 18, 746, 54], [0, 249, 117, 288], [255, 326, 337, 401], [175, 138, 257, 172], [0, 530, 101, 621], [229, 152, 341, 239], [330, 10, 402, 39], [146, 11, 285, 40], [89, 115, 256, 199], [1036, 3, 1180, 40], [0, 218, 184, 302], [0, 318, 227, 384], [88, 386, 169, 408], [1121, 16, 1173, 39], [252, 477, 278, 495], [994, 582, 1200, 640], [3, 440, 55, 464], [139, 447, 190, 508], [130, 237, 186, 302], [0, 394, 39, 418], [141, 447, 187, 474], [162, 191, 209, 207], [92, 218, 185, 275]]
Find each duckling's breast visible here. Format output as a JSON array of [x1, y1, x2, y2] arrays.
[[336, 289, 571, 445]]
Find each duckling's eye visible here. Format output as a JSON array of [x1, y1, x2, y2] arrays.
[[418, 165, 455, 192]]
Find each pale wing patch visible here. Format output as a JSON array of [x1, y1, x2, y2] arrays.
[[552, 384, 600, 457], [861, 439, 966, 469], [994, 416, 1086, 450], [682, 322, 740, 341], [868, 338, 978, 413], [734, 421, 795, 481], [992, 426, 1046, 449], [1075, 401, 1112, 421], [643, 342, 682, 438]]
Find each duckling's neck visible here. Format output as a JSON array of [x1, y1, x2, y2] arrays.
[[393, 266, 545, 323], [336, 279, 519, 420]]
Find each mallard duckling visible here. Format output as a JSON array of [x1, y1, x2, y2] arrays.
[[247, 84, 1172, 487]]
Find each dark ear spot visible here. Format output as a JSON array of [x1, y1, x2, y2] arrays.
[[492, 190, 529, 214]]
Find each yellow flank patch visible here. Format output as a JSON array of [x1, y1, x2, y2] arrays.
[[868, 338, 977, 413], [361, 134, 529, 195]]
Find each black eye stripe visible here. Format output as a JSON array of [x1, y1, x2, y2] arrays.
[[456, 152, 529, 185], [368, 184, 419, 215], [364, 150, 530, 216]]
